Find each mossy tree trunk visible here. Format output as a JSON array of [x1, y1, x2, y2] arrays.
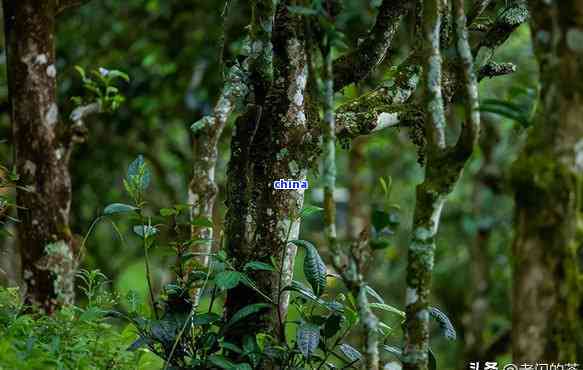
[[223, 1, 318, 345], [510, 0, 583, 362], [403, 0, 480, 368], [3, 0, 92, 313], [222, 0, 409, 349]]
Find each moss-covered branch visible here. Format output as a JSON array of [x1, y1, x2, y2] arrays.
[[333, 0, 410, 90]]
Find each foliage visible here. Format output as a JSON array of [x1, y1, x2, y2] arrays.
[[0, 274, 149, 370]]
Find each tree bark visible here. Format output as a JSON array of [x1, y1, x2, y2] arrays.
[[223, 2, 317, 344], [403, 0, 480, 368], [510, 0, 583, 362], [3, 0, 76, 313]]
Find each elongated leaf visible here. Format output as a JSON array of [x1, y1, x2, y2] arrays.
[[208, 355, 236, 369], [369, 302, 405, 318], [192, 312, 221, 326], [215, 271, 241, 290], [104, 203, 138, 215], [382, 345, 403, 359], [297, 322, 320, 358], [429, 306, 456, 340], [299, 205, 324, 218], [243, 261, 275, 272], [287, 5, 319, 16], [223, 303, 271, 332], [338, 343, 362, 362], [159, 208, 176, 217], [429, 348, 437, 370], [323, 313, 342, 338], [191, 216, 213, 228], [127, 336, 151, 351], [291, 240, 327, 296], [365, 285, 385, 304]]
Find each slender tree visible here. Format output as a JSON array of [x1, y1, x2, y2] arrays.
[[3, 0, 102, 313], [511, 0, 583, 361], [403, 0, 480, 368]]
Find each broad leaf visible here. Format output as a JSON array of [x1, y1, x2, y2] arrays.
[[338, 343, 362, 362], [223, 303, 271, 332], [192, 216, 213, 228], [191, 312, 221, 326], [291, 240, 327, 296], [297, 322, 320, 358], [208, 355, 236, 369], [127, 155, 151, 191], [323, 313, 342, 338], [215, 271, 241, 290]]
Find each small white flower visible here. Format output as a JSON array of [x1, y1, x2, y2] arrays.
[[99, 67, 110, 77]]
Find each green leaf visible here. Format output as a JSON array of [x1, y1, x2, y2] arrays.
[[299, 205, 324, 218], [287, 5, 319, 16], [297, 322, 320, 358], [429, 306, 456, 340], [221, 342, 243, 354], [379, 177, 391, 199], [364, 285, 385, 304], [107, 69, 130, 82], [127, 155, 151, 191], [133, 225, 158, 238], [370, 237, 392, 250], [208, 355, 236, 369], [159, 208, 176, 217], [243, 261, 275, 272], [215, 271, 241, 290], [382, 345, 403, 360], [283, 281, 343, 312], [429, 348, 437, 370], [104, 203, 138, 215], [223, 303, 271, 332], [338, 343, 362, 362], [371, 209, 392, 231], [369, 302, 405, 318], [290, 240, 327, 296], [323, 313, 342, 338], [192, 312, 221, 326], [191, 216, 213, 228]]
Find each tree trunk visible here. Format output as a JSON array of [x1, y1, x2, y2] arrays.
[[223, 2, 317, 344], [510, 0, 583, 361], [3, 0, 76, 313]]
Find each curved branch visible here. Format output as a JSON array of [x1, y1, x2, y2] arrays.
[[333, 0, 411, 91], [57, 0, 92, 14]]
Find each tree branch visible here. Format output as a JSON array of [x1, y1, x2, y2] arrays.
[[478, 60, 516, 81], [467, 0, 494, 25], [454, 0, 481, 158], [57, 0, 92, 14], [333, 0, 411, 91], [68, 102, 102, 143]]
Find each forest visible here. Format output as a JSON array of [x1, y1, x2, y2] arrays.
[[0, 0, 582, 369]]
